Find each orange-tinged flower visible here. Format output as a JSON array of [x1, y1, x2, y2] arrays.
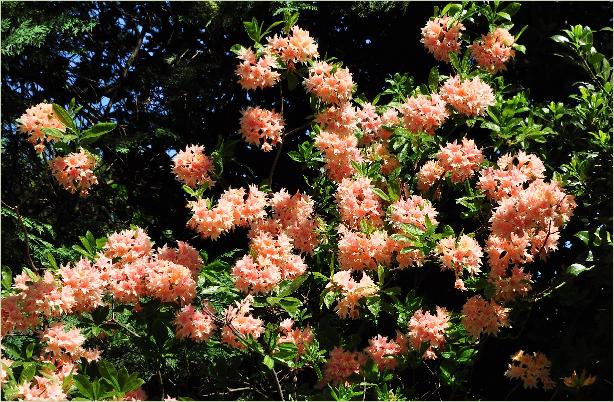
[[563, 369, 597, 389]]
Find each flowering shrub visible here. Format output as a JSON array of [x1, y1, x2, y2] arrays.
[[2, 2, 612, 401]]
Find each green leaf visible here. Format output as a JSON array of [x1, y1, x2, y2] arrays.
[[97, 360, 120, 391], [574, 231, 590, 246], [52, 103, 76, 131], [566, 263, 594, 277], [263, 355, 275, 370], [371, 187, 390, 202], [277, 273, 309, 297], [551, 34, 570, 44], [41, 127, 78, 142], [73, 375, 94, 400], [81, 122, 117, 141], [25, 343, 35, 359], [117, 367, 144, 394], [1, 266, 11, 291], [20, 362, 37, 383]]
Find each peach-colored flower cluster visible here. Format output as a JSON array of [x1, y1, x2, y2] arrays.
[[401, 94, 448, 135], [239, 107, 285, 152], [277, 318, 314, 356], [461, 295, 508, 339], [365, 333, 408, 371], [221, 295, 265, 349], [435, 235, 483, 277], [58, 258, 107, 313], [390, 195, 439, 231], [266, 26, 319, 65], [470, 28, 516, 73], [407, 307, 450, 359], [157, 241, 203, 277], [18, 103, 66, 153], [314, 130, 363, 182], [337, 225, 392, 271], [327, 270, 378, 319], [437, 138, 484, 183], [48, 150, 98, 197], [439, 75, 495, 116], [417, 160, 445, 193], [315, 103, 359, 136], [269, 189, 320, 254], [357, 103, 384, 144], [235, 47, 280, 90], [174, 303, 217, 342], [15, 373, 67, 401], [421, 17, 465, 63], [478, 151, 545, 201], [304, 61, 354, 105], [105, 227, 153, 263], [41, 323, 100, 365], [172, 145, 215, 189], [321, 347, 367, 386], [187, 185, 267, 240], [505, 350, 555, 390], [124, 388, 148, 401], [335, 177, 383, 229]]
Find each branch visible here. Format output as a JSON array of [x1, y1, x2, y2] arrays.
[[2, 201, 39, 273], [272, 368, 285, 401]]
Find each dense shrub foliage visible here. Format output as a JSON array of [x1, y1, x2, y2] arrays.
[[1, 1, 612, 400]]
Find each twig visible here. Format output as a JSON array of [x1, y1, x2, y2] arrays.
[[2, 201, 39, 273], [272, 369, 285, 401], [267, 122, 311, 188], [106, 317, 142, 339], [158, 368, 165, 400]]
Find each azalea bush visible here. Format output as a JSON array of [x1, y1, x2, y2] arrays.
[[1, 2, 612, 401]]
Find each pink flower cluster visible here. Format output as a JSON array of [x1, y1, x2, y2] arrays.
[[327, 270, 378, 319], [172, 145, 215, 189], [18, 103, 66, 153], [235, 47, 280, 90], [269, 189, 320, 254], [435, 235, 483, 277], [174, 303, 217, 342], [390, 195, 439, 231], [187, 185, 267, 240], [478, 151, 545, 201], [470, 28, 516, 73], [439, 75, 495, 116], [221, 295, 265, 349], [15, 373, 66, 401], [335, 177, 384, 229], [304, 61, 354, 105], [266, 26, 319, 65], [505, 350, 555, 390], [105, 227, 152, 263], [365, 333, 408, 371], [277, 318, 314, 356], [421, 17, 465, 63], [48, 150, 98, 197], [417, 160, 445, 193], [321, 347, 367, 386], [461, 295, 509, 339], [157, 241, 203, 277], [401, 94, 448, 135], [314, 130, 363, 182], [315, 103, 359, 137], [357, 103, 384, 144], [239, 107, 285, 152], [437, 138, 484, 182], [337, 226, 392, 271], [407, 307, 450, 359]]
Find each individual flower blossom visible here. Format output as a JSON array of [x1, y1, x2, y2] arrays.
[[470, 28, 516, 73], [401, 94, 448, 135], [157, 241, 203, 277], [337, 226, 393, 270], [357, 103, 383, 144], [407, 307, 450, 359], [327, 270, 378, 319], [435, 235, 483, 276], [335, 177, 384, 229], [315, 103, 359, 137], [147, 259, 196, 305], [417, 160, 445, 193], [421, 17, 465, 63], [266, 26, 319, 64], [172, 145, 215, 189], [277, 318, 314, 356], [104, 227, 152, 264], [365, 335, 404, 371], [314, 130, 364, 182], [235, 46, 281, 90], [239, 107, 285, 152], [439, 75, 495, 116], [437, 137, 484, 182], [18, 103, 66, 153], [174, 303, 216, 342], [321, 347, 367, 386], [304, 61, 354, 105], [221, 295, 265, 349], [16, 374, 67, 401], [368, 142, 400, 175], [461, 295, 509, 339], [505, 350, 555, 390], [59, 258, 106, 313], [48, 150, 98, 197], [390, 195, 439, 231], [124, 387, 148, 401]]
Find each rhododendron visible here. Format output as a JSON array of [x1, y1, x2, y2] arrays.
[[407, 307, 450, 359], [174, 303, 217, 341], [368, 142, 400, 175], [439, 75, 496, 116], [435, 235, 483, 276], [147, 259, 196, 305], [462, 295, 509, 339], [357, 102, 383, 143], [478, 151, 546, 201], [16, 374, 67, 401], [390, 195, 439, 231], [304, 61, 354, 105], [124, 388, 148, 401], [172, 144, 215, 189], [470, 28, 516, 73], [269, 189, 319, 254], [157, 241, 203, 277], [221, 295, 265, 348], [337, 225, 392, 270], [327, 270, 378, 319], [335, 177, 384, 229], [365, 334, 404, 371], [505, 350, 555, 390], [315, 103, 359, 137], [239, 107, 285, 152], [437, 137, 484, 182], [401, 94, 448, 135], [104, 227, 152, 264], [321, 347, 367, 386], [266, 25, 319, 64], [18, 103, 66, 153], [314, 130, 363, 182], [59, 258, 106, 313], [421, 17, 465, 63], [235, 46, 281, 90], [41, 323, 100, 363], [417, 160, 445, 193], [48, 149, 98, 196], [277, 318, 314, 356]]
